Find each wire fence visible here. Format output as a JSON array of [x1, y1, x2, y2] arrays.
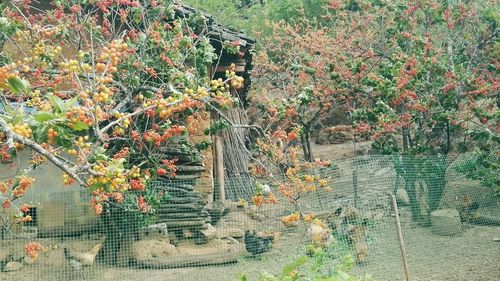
[[0, 153, 499, 281]]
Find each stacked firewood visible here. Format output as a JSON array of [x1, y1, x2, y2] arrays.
[[153, 146, 211, 232]]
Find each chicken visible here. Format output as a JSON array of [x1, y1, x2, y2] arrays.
[[64, 244, 102, 267], [354, 240, 368, 264], [244, 230, 273, 256], [307, 222, 334, 249], [458, 196, 480, 223]]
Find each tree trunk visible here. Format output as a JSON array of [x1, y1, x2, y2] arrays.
[[401, 155, 423, 223], [301, 127, 314, 162], [425, 157, 448, 214]]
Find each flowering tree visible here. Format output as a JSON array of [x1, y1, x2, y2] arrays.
[[345, 0, 499, 222], [0, 0, 243, 257], [249, 0, 498, 224]]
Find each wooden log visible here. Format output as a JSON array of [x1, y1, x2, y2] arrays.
[[164, 197, 204, 204], [160, 220, 206, 228], [212, 135, 226, 203], [134, 250, 241, 269], [157, 204, 205, 212], [156, 187, 195, 197], [157, 213, 208, 219], [175, 165, 206, 173], [172, 184, 195, 191], [160, 174, 201, 180], [157, 219, 208, 225]]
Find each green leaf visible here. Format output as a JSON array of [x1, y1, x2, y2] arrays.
[[95, 153, 108, 161], [7, 77, 30, 93], [33, 112, 57, 123], [71, 121, 89, 131], [64, 97, 78, 110], [49, 95, 65, 113], [281, 256, 308, 277]]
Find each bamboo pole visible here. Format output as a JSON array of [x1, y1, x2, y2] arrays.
[[390, 193, 412, 281]]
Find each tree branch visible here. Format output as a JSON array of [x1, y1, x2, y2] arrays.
[[0, 118, 87, 187]]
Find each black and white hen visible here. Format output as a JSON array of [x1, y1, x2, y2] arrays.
[[244, 230, 273, 256]]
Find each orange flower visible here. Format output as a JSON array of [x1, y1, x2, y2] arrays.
[[112, 192, 124, 203], [19, 215, 32, 223], [281, 213, 300, 227], [312, 218, 328, 228], [287, 131, 298, 141], [303, 213, 315, 223], [252, 195, 264, 207], [318, 179, 328, 187], [20, 204, 31, 213], [129, 179, 145, 190], [2, 199, 11, 210], [12, 176, 34, 197], [0, 181, 8, 193], [94, 203, 103, 215], [25, 242, 43, 259], [137, 195, 151, 212], [304, 175, 314, 183], [264, 192, 278, 205]]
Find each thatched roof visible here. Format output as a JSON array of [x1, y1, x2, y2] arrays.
[[173, 3, 256, 100]]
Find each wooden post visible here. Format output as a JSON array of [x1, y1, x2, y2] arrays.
[[212, 135, 225, 203], [390, 193, 412, 281]]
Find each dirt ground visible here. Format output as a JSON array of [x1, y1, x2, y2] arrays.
[[2, 212, 497, 281], [1, 141, 499, 281]]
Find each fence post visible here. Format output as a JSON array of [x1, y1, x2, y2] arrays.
[[390, 193, 412, 281]]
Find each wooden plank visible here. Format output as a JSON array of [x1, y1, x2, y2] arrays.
[[134, 250, 241, 269]]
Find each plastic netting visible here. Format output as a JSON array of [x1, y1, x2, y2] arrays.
[[0, 153, 499, 281]]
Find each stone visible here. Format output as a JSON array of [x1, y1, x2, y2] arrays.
[[3, 261, 22, 272], [22, 256, 36, 265], [216, 227, 244, 239], [223, 236, 239, 244], [138, 223, 169, 240], [131, 239, 178, 262], [182, 229, 194, 239], [396, 189, 410, 206], [431, 209, 462, 236], [200, 224, 217, 241]]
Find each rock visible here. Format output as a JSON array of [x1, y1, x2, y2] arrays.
[[431, 209, 462, 236], [216, 227, 244, 239], [223, 237, 239, 244], [3, 261, 22, 272], [131, 239, 178, 262], [182, 229, 194, 239], [22, 256, 36, 265], [201, 224, 217, 241], [396, 189, 410, 206], [139, 223, 169, 240]]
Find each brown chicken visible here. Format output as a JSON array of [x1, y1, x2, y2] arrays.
[[64, 244, 102, 267], [457, 196, 480, 223]]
